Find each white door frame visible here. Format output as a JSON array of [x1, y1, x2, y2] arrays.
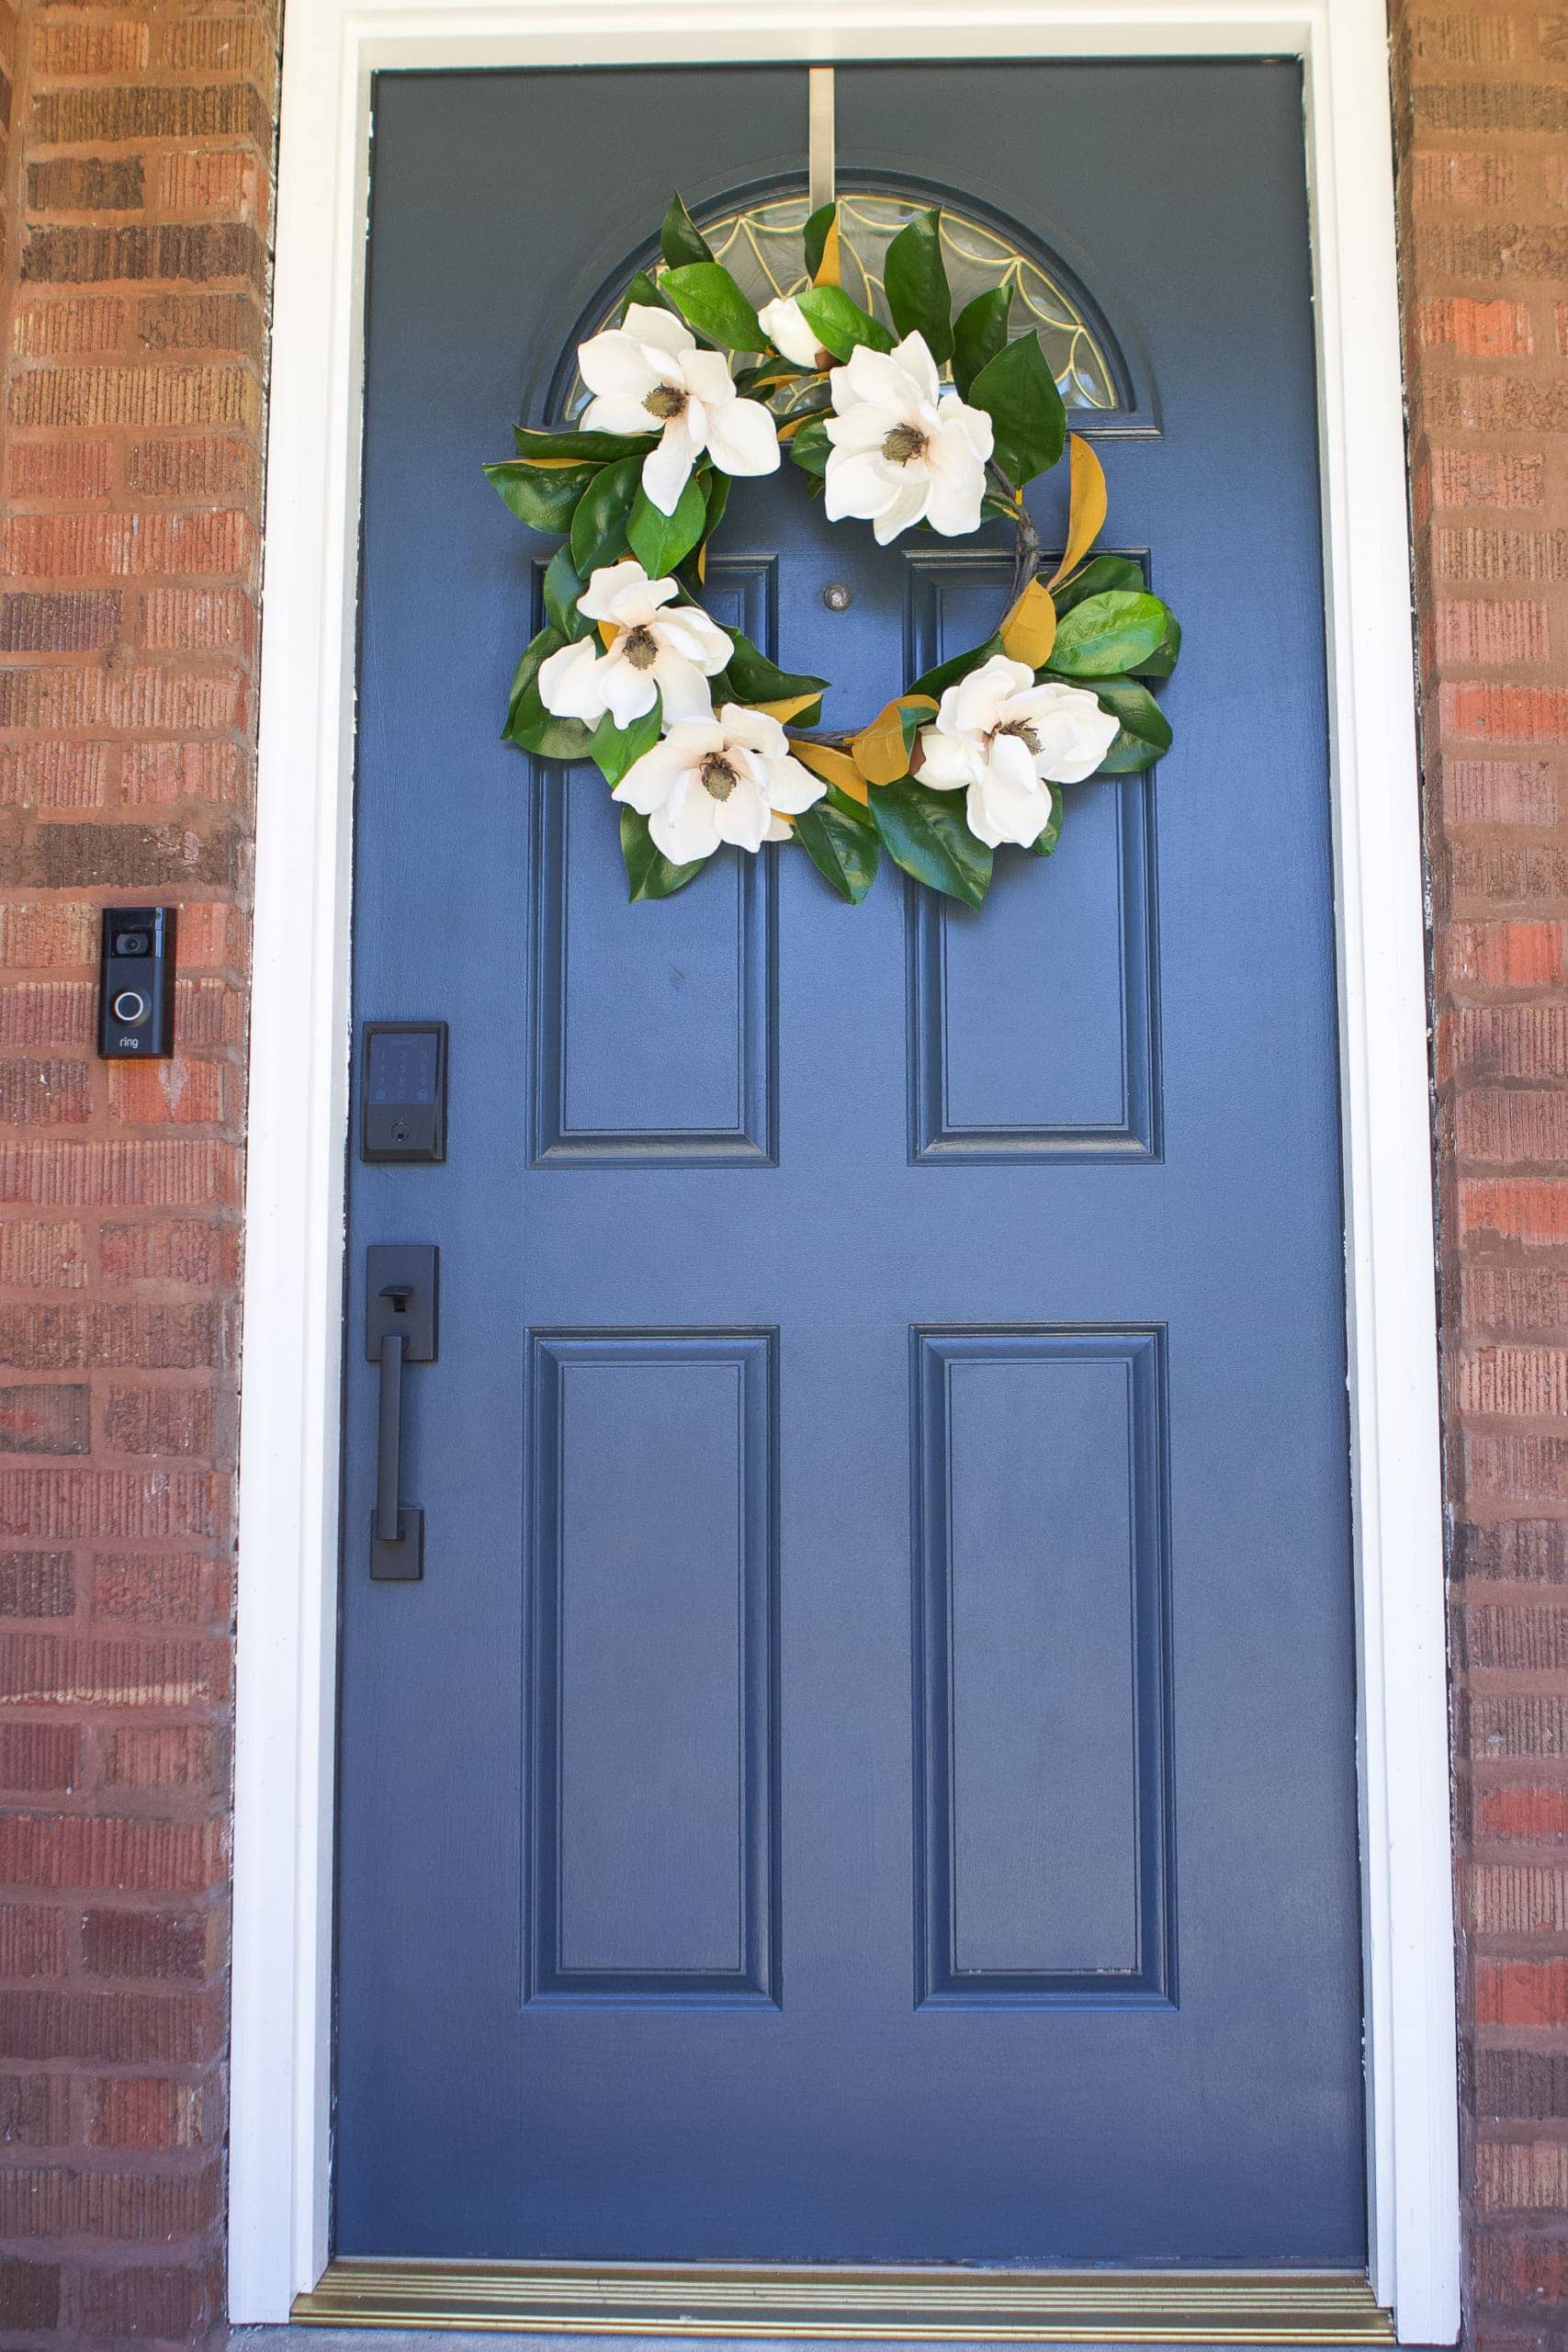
[[230, 0, 1459, 2336]]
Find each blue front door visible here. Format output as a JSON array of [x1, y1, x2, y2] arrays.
[[336, 59, 1365, 2266]]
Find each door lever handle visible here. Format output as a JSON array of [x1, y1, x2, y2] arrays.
[[366, 1247, 438, 1581], [375, 1307, 409, 1546]]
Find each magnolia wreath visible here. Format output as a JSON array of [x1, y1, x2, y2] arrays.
[[487, 194, 1182, 909]]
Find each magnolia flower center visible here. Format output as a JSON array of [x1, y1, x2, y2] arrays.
[[621, 625, 659, 673], [882, 422, 930, 466], [995, 718, 1043, 756], [644, 382, 688, 423], [700, 753, 739, 803]]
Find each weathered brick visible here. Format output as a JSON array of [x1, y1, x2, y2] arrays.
[[0, 1221, 86, 1289], [30, 83, 266, 145], [1418, 295, 1532, 356], [85, 2073, 204, 2152], [1459, 1179, 1568, 1244], [1475, 2141, 1568, 2216], [0, 2256, 59, 2331], [0, 1383, 90, 1455], [1444, 760, 1559, 827], [21, 221, 261, 288], [1468, 1607, 1568, 1671], [90, 1550, 214, 1623], [102, 1384, 215, 1460], [1458, 1091, 1568, 1166], [80, 1907, 211, 1984], [26, 156, 142, 213], [0, 2073, 70, 2149], [0, 1550, 73, 1616], [0, 1723, 77, 1793], [1466, 1433, 1568, 1500], [1459, 1522, 1568, 1582], [0, 1818, 226, 1898], [6, 435, 111, 501], [1472, 1865, 1568, 1935], [99, 1724, 216, 1792], [1445, 684, 1568, 743], [99, 1219, 236, 1287], [1479, 1785, 1568, 1839], [0, 586, 118, 650], [1477, 2050, 1568, 2121], [0, 1903, 64, 1977], [1430, 452, 1543, 510], [80, 2256, 220, 2341], [1436, 601, 1551, 665]]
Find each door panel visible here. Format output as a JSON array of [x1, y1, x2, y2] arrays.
[[338, 59, 1364, 2267]]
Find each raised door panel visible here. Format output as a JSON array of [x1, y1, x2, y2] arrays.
[[914, 1329, 1172, 2005], [526, 1331, 778, 2004], [532, 560, 778, 1164], [905, 555, 1160, 1161]]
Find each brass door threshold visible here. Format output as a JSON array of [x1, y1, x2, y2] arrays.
[[293, 2259, 1395, 2342]]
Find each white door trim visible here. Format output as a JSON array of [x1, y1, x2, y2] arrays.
[[230, 2, 1459, 2337]]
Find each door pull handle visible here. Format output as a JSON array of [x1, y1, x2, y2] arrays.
[[366, 1245, 438, 1580]]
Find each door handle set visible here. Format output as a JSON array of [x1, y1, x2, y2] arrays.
[[366, 1243, 438, 1580]]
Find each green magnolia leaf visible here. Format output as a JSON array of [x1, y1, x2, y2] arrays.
[[794, 795, 882, 902], [486, 458, 597, 534], [795, 284, 894, 360], [697, 468, 731, 568], [952, 286, 1011, 400], [717, 629, 827, 725], [620, 805, 705, 900], [621, 269, 675, 321], [660, 191, 714, 270], [660, 261, 764, 352], [1087, 673, 1172, 752], [969, 331, 1066, 489], [503, 625, 558, 729], [907, 632, 1005, 704], [883, 209, 953, 363], [504, 627, 595, 761], [788, 416, 831, 480], [1094, 729, 1164, 773], [1050, 552, 1145, 613], [570, 454, 642, 577], [543, 546, 592, 639], [1031, 782, 1065, 855], [803, 201, 836, 282], [589, 694, 662, 787], [627, 470, 708, 577], [1049, 590, 1171, 678], [513, 426, 650, 463], [870, 778, 993, 908], [1133, 609, 1182, 679]]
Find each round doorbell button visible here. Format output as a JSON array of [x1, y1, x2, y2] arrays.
[[111, 989, 150, 1025]]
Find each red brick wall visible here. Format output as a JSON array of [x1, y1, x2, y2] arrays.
[[0, 3, 1561, 2346], [1391, 3, 1568, 2344], [0, 0, 276, 2344]]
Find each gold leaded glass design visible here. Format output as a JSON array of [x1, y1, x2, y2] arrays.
[[563, 190, 1119, 419]]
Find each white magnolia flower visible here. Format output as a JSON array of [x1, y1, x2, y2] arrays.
[[578, 302, 781, 514], [824, 332, 994, 545], [613, 703, 825, 864], [536, 559, 732, 729], [757, 294, 823, 370], [917, 653, 1120, 848]]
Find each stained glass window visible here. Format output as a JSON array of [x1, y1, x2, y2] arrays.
[[563, 189, 1119, 420]]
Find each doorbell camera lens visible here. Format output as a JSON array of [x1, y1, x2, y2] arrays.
[[114, 930, 150, 956], [112, 990, 150, 1024]]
